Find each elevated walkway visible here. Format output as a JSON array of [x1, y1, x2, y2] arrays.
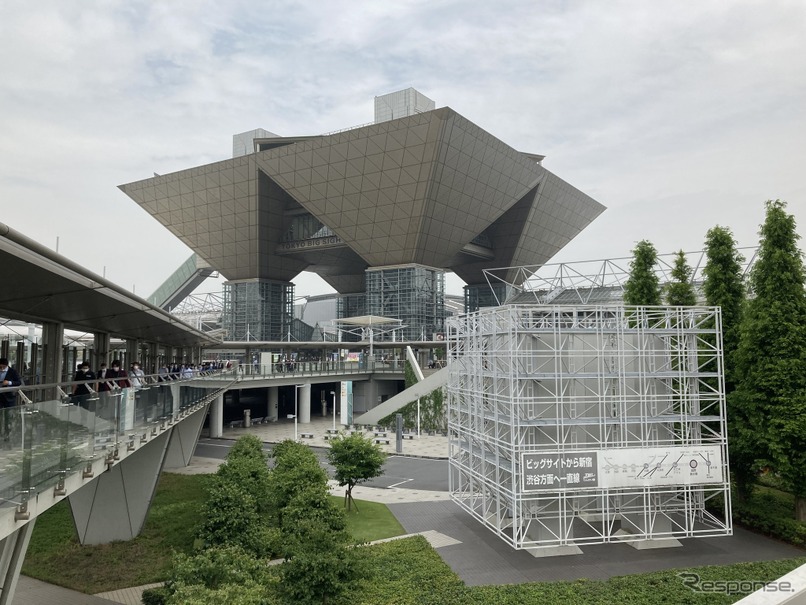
[[0, 372, 234, 605]]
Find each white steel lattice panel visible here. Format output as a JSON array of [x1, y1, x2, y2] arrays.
[[447, 304, 732, 552]]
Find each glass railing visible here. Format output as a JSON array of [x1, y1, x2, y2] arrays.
[[0, 370, 234, 515], [234, 358, 407, 378]]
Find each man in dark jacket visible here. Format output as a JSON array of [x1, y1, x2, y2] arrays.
[[0, 358, 22, 408], [0, 357, 23, 441], [72, 361, 96, 409]]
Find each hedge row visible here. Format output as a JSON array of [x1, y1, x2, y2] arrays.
[[732, 490, 806, 547]]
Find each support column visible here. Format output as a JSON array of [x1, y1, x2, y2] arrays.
[[92, 332, 111, 371], [148, 343, 159, 374], [267, 387, 278, 422], [126, 339, 140, 367], [209, 393, 224, 438], [298, 384, 311, 424], [0, 519, 36, 605], [69, 427, 171, 545], [164, 401, 210, 469], [41, 321, 64, 386]]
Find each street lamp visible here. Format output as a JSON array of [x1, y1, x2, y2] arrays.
[[330, 390, 337, 431], [292, 384, 303, 441]]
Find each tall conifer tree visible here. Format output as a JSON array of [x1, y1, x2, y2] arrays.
[[624, 240, 661, 306], [702, 226, 745, 392], [665, 250, 697, 306], [731, 200, 806, 518]]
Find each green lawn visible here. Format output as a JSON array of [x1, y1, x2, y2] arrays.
[[333, 495, 406, 542], [23, 473, 208, 594], [22, 473, 406, 594]]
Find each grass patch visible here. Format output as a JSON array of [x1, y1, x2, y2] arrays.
[[23, 473, 207, 594], [331, 495, 406, 542], [22, 473, 404, 594]]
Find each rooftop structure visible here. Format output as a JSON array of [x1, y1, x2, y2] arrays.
[[120, 91, 605, 341]]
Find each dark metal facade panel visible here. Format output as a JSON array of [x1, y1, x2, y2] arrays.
[[119, 107, 604, 292]]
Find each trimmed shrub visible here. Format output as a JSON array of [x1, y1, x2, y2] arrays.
[[226, 434, 267, 462], [140, 586, 169, 605]]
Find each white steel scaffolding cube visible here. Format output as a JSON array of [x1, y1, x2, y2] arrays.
[[446, 305, 732, 553]]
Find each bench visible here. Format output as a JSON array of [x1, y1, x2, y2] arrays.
[[323, 434, 338, 441], [373, 432, 387, 438], [326, 429, 340, 435], [300, 433, 314, 439], [402, 434, 415, 440], [350, 430, 364, 436], [229, 420, 244, 429], [374, 438, 390, 445]]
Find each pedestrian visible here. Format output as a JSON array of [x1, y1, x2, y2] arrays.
[[72, 361, 96, 409], [0, 357, 23, 441], [129, 362, 145, 390], [110, 359, 130, 388], [96, 361, 113, 421]]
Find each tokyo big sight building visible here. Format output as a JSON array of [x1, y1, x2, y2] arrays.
[[120, 89, 605, 341]]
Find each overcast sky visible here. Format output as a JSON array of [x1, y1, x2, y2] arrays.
[[1, 0, 804, 299]]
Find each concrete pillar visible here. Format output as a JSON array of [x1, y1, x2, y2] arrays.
[[69, 427, 171, 545], [164, 402, 210, 470], [92, 332, 111, 370], [148, 343, 159, 374], [298, 384, 311, 424], [170, 383, 181, 418], [41, 321, 64, 385], [209, 393, 224, 438], [126, 339, 140, 367], [0, 519, 37, 605], [267, 387, 278, 422]]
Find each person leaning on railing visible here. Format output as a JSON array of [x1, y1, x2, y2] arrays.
[[0, 357, 23, 442]]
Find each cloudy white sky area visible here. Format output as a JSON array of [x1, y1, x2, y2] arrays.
[[1, 0, 804, 299]]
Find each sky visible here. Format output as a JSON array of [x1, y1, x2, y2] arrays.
[[1, 0, 804, 300]]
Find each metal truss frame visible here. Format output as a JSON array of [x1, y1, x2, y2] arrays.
[[482, 248, 758, 306], [447, 304, 732, 551]]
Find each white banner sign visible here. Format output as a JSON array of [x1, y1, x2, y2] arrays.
[[521, 445, 724, 492]]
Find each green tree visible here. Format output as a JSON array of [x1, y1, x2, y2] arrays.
[[226, 434, 267, 462], [665, 250, 697, 306], [267, 441, 329, 524], [702, 226, 745, 392], [327, 433, 386, 512], [380, 362, 447, 431], [280, 509, 361, 605], [279, 467, 362, 604], [731, 200, 806, 518], [624, 240, 661, 306]]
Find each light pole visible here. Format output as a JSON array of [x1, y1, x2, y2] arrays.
[[293, 384, 303, 441], [330, 390, 336, 431]]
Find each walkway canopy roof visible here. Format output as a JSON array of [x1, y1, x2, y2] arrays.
[[337, 315, 402, 327], [0, 222, 214, 347]]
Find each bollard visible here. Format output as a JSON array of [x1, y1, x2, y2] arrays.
[[396, 413, 403, 454], [244, 408, 251, 428]]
